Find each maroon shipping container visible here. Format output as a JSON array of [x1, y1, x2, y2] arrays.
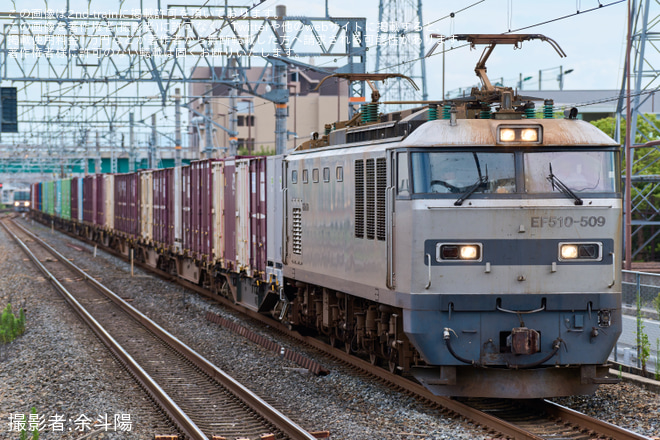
[[182, 165, 192, 255], [82, 175, 97, 224], [153, 167, 176, 249], [182, 159, 216, 261], [249, 157, 267, 277], [96, 174, 105, 227], [31, 183, 39, 211], [71, 178, 79, 222], [114, 173, 140, 238], [223, 158, 237, 270]]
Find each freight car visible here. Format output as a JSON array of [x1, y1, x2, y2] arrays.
[[31, 34, 622, 398]]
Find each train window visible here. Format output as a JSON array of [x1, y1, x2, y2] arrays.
[[323, 167, 330, 182], [302, 169, 309, 184], [397, 152, 410, 196], [411, 152, 515, 195], [336, 166, 344, 182], [523, 151, 617, 193], [291, 170, 298, 184], [313, 168, 319, 183]]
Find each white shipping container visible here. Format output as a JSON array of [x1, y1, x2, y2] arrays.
[[236, 159, 251, 275], [266, 155, 284, 286], [140, 170, 154, 241], [104, 174, 115, 230], [212, 161, 225, 266]]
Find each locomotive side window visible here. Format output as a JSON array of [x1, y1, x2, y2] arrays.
[[523, 151, 617, 193], [336, 166, 343, 182], [313, 168, 319, 183], [302, 169, 308, 184], [411, 152, 515, 195], [397, 152, 410, 196], [291, 170, 298, 184], [323, 167, 330, 182]]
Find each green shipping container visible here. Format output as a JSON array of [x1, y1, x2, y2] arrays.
[[61, 178, 71, 220], [46, 181, 55, 215]]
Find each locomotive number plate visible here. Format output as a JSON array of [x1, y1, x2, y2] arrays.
[[531, 216, 606, 228]]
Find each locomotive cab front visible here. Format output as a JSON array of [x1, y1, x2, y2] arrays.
[[392, 118, 622, 398]]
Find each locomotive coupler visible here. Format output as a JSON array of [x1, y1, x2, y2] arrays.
[[508, 327, 540, 355]]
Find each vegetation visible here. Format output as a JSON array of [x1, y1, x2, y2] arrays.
[[591, 114, 660, 261], [0, 303, 26, 344], [636, 293, 651, 374], [237, 145, 275, 156], [18, 407, 40, 440]]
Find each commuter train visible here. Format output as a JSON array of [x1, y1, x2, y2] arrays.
[[31, 35, 622, 398]]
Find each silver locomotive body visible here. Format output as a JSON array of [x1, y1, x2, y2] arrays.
[[283, 117, 622, 398]]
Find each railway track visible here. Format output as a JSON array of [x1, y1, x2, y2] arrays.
[[18, 216, 656, 440], [3, 217, 317, 440]]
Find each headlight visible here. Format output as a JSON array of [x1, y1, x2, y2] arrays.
[[520, 128, 538, 142], [560, 244, 578, 259], [13, 202, 18, 206], [460, 245, 479, 259], [497, 125, 542, 144], [500, 128, 516, 142], [437, 243, 482, 262], [559, 242, 602, 261], [25, 202, 30, 207]]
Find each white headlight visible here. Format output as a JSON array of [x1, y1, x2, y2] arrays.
[[460, 245, 479, 260], [521, 128, 539, 142], [500, 128, 516, 142], [560, 244, 578, 259]]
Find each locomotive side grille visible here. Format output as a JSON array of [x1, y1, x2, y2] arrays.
[[366, 158, 375, 239], [376, 157, 386, 241], [292, 207, 302, 254], [355, 159, 364, 238]]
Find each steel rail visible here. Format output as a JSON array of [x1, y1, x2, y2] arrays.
[[534, 400, 652, 440], [6, 218, 317, 440], [0, 219, 208, 440]]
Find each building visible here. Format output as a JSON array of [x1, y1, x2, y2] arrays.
[[189, 66, 349, 156]]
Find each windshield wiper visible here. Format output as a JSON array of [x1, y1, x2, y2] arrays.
[[547, 163, 583, 205], [454, 176, 487, 206], [455, 153, 488, 206]]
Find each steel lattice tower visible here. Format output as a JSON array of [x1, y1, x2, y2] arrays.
[[617, 0, 660, 264], [375, 0, 428, 105]]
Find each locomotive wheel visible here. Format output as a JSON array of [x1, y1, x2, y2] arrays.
[[388, 361, 397, 374]]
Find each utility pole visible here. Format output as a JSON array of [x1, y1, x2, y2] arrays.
[[150, 114, 157, 169], [129, 113, 136, 172], [174, 89, 182, 168], [228, 59, 238, 157], [274, 5, 289, 155], [95, 131, 101, 174], [204, 86, 214, 158]]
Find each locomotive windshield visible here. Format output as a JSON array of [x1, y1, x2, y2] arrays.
[[406, 149, 618, 197], [523, 151, 617, 193], [411, 152, 516, 194]]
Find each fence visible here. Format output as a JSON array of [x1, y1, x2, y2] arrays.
[[613, 270, 660, 375]]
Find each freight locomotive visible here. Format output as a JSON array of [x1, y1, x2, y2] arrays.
[[31, 34, 622, 398]]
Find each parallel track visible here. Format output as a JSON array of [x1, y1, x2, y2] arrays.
[[4, 217, 316, 440], [21, 216, 655, 440]]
